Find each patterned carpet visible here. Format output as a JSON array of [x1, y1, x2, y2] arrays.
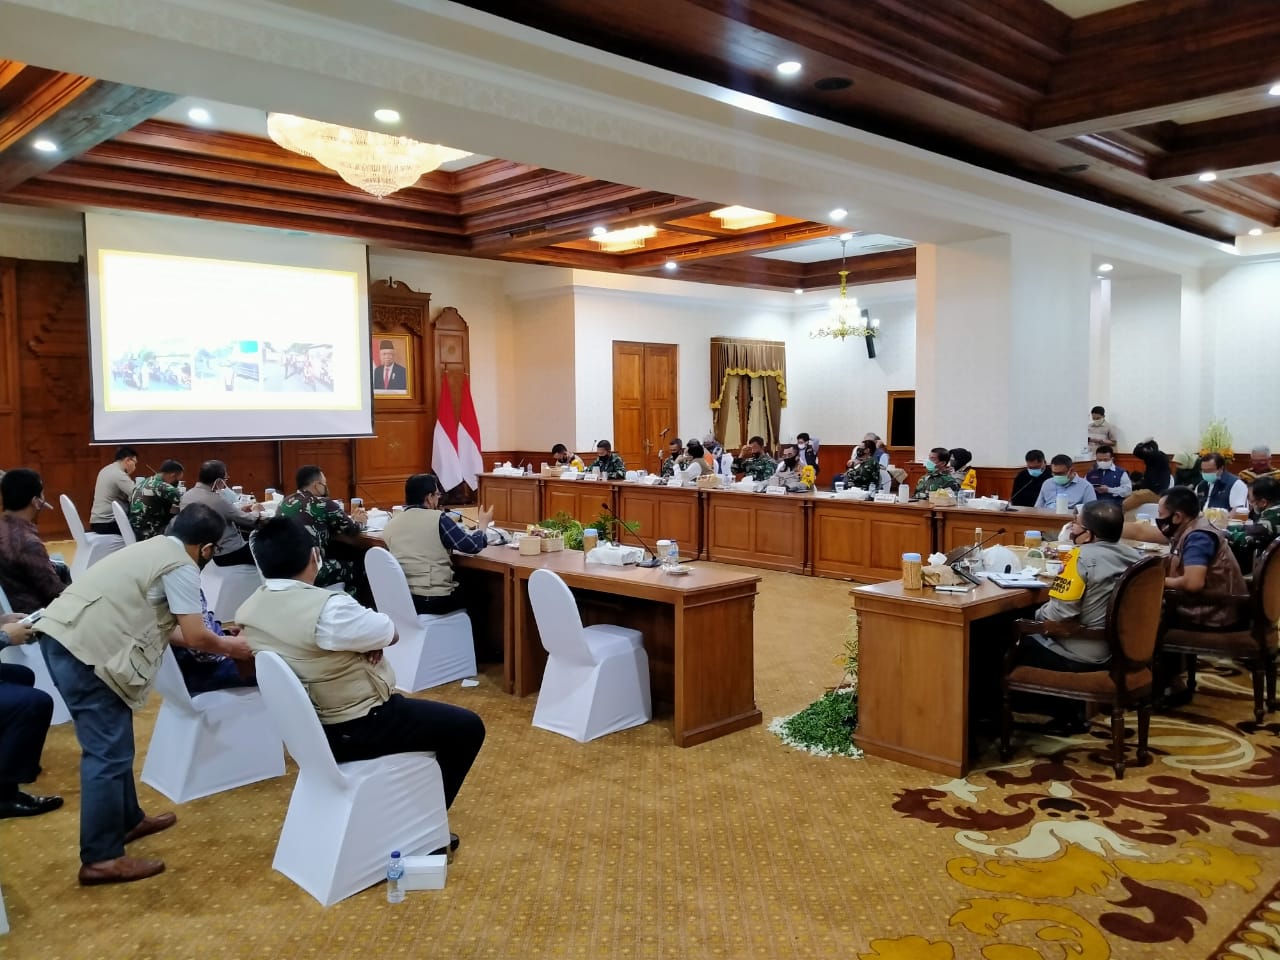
[[2, 563, 1279, 959]]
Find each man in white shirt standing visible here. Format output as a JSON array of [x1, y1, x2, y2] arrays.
[[238, 517, 484, 850], [89, 445, 139, 534]]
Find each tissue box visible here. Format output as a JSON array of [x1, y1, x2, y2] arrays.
[[401, 854, 448, 891], [695, 474, 722, 488], [966, 497, 1009, 511], [540, 465, 566, 477], [922, 564, 966, 586], [539, 535, 564, 552], [586, 544, 644, 566]]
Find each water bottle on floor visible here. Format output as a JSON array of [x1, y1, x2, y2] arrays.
[[387, 850, 405, 903]]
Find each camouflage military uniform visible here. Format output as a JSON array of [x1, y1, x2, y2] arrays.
[[590, 452, 627, 479], [843, 458, 883, 490], [914, 470, 961, 499], [1227, 504, 1280, 557], [660, 455, 679, 478], [279, 488, 362, 590], [128, 473, 182, 540], [733, 453, 777, 482]]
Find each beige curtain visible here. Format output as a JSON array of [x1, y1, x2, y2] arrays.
[[710, 337, 785, 451]]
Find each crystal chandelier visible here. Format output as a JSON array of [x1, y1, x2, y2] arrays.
[[266, 113, 471, 198], [810, 237, 879, 341], [591, 225, 658, 253], [709, 205, 776, 230]]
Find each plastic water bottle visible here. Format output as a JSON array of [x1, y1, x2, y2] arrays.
[[387, 850, 405, 903], [666, 539, 679, 568]]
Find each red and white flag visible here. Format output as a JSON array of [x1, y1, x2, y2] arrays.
[[431, 377, 464, 491], [457, 375, 484, 490]]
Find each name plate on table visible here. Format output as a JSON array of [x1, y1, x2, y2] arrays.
[[764, 485, 788, 496], [580, 474, 598, 481], [872, 492, 898, 503]]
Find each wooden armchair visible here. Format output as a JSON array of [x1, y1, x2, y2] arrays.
[[1161, 538, 1280, 725], [1000, 555, 1166, 778]]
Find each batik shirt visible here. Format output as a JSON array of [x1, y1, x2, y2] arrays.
[[590, 453, 627, 479], [279, 488, 361, 557], [129, 473, 182, 540], [733, 453, 777, 482]]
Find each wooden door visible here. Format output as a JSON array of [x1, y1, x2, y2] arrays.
[[612, 341, 678, 476]]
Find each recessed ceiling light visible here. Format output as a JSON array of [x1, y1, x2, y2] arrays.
[[829, 207, 848, 221], [1198, 171, 1218, 182], [1248, 228, 1263, 236], [664, 260, 677, 271], [1096, 275, 1106, 280], [592, 226, 607, 237], [1098, 263, 1114, 272], [373, 108, 400, 124], [776, 61, 802, 76], [1269, 83, 1280, 96], [187, 107, 212, 124], [32, 139, 57, 153], [794, 288, 803, 295], [838, 231, 854, 241]]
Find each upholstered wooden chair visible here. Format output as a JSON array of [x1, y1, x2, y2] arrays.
[[1000, 555, 1165, 778], [1161, 537, 1280, 725]]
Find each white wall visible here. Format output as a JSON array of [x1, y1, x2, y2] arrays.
[[1107, 274, 1184, 453], [1205, 259, 1280, 452], [0, 206, 81, 262], [506, 291, 576, 452]]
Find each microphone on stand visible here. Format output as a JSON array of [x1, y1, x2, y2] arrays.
[[1006, 474, 1040, 509], [949, 527, 1007, 582], [599, 500, 662, 567]]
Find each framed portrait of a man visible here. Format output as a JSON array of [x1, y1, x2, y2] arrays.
[[372, 334, 413, 396]]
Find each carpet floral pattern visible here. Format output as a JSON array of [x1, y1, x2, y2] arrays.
[[863, 660, 1280, 960]]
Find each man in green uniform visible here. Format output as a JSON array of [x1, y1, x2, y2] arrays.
[[659, 438, 683, 478], [1227, 476, 1280, 573], [279, 465, 368, 591], [732, 436, 776, 481], [590, 440, 627, 479], [915, 446, 961, 498], [128, 460, 184, 541]]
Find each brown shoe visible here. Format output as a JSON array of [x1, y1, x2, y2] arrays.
[[79, 855, 165, 886], [124, 812, 177, 844]]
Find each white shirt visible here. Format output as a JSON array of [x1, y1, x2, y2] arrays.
[[1228, 478, 1248, 512], [263, 578, 394, 652]]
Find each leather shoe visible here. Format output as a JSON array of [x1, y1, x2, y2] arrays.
[[124, 811, 177, 844], [0, 791, 63, 819], [79, 855, 165, 886], [429, 832, 461, 857]]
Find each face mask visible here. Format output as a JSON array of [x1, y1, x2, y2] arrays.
[[1027, 467, 1043, 477], [1201, 472, 1218, 485], [1155, 516, 1176, 537], [1053, 474, 1070, 486], [1096, 460, 1112, 471], [924, 460, 938, 473], [219, 487, 238, 505], [1069, 527, 1089, 544]]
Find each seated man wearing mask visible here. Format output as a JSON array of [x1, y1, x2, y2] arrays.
[[845, 441, 891, 491], [1009, 500, 1140, 730], [0, 468, 68, 615], [280, 465, 368, 590], [733, 436, 776, 482], [1035, 454, 1097, 511], [178, 460, 263, 567], [915, 446, 960, 499], [1085, 444, 1132, 505], [1194, 452, 1247, 513], [550, 444, 584, 471], [795, 433, 819, 469], [589, 440, 627, 479], [1010, 450, 1047, 508], [240, 516, 485, 845], [1226, 476, 1280, 574], [659, 437, 684, 478], [678, 439, 711, 479], [382, 473, 492, 615], [1241, 445, 1279, 484], [129, 459, 184, 542]]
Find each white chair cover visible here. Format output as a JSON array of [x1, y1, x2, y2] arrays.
[[59, 494, 123, 581], [719, 452, 735, 476], [1135, 503, 1159, 521], [528, 568, 651, 742], [200, 562, 264, 624], [0, 876, 7, 934], [364, 547, 476, 691], [112, 501, 137, 546], [140, 647, 284, 803], [0, 583, 71, 725], [254, 650, 450, 905]]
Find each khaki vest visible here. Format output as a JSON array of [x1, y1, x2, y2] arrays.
[[1169, 517, 1248, 628], [38, 537, 192, 710], [380, 508, 455, 597], [237, 582, 394, 724]]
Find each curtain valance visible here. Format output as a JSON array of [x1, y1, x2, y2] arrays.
[[709, 337, 787, 410]]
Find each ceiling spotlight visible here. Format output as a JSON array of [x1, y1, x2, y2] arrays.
[[373, 108, 401, 124], [1098, 263, 1114, 272], [1198, 171, 1218, 182], [838, 232, 854, 241], [829, 207, 848, 221], [32, 139, 57, 153], [1248, 228, 1263, 236], [664, 260, 678, 271], [776, 61, 802, 76], [187, 106, 211, 124], [592, 226, 607, 237], [1270, 83, 1280, 96]]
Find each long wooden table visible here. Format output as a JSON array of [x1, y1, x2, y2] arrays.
[[454, 546, 762, 747], [852, 579, 1042, 776]]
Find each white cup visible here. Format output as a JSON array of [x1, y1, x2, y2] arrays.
[[897, 484, 910, 503], [1045, 560, 1065, 576]]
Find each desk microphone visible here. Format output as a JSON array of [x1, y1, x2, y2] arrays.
[[1006, 475, 1040, 509], [949, 527, 1007, 576], [599, 500, 662, 567]]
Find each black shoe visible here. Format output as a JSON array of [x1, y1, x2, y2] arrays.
[[0, 791, 63, 819], [429, 833, 460, 857]]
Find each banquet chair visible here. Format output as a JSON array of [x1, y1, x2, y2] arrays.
[[254, 651, 449, 905], [201, 562, 265, 624], [1161, 537, 1280, 725], [528, 568, 651, 742], [364, 547, 476, 691], [0, 583, 70, 725], [1000, 555, 1165, 778], [111, 501, 137, 546], [59, 494, 123, 581]]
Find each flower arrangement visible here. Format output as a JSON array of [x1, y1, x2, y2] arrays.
[[1199, 419, 1234, 458], [800, 464, 817, 489]]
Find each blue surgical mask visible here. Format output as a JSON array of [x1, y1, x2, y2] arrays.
[[1053, 474, 1071, 486], [1201, 472, 1219, 485], [1027, 467, 1043, 477]]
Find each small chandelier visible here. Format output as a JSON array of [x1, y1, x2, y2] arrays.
[[591, 224, 658, 253], [266, 113, 471, 198], [810, 237, 879, 341], [709, 205, 776, 230]]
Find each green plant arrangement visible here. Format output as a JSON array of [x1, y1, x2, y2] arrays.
[[768, 613, 862, 758], [537, 512, 584, 550], [1199, 419, 1234, 458]]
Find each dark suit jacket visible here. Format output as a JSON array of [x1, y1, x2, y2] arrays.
[[374, 362, 407, 391]]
